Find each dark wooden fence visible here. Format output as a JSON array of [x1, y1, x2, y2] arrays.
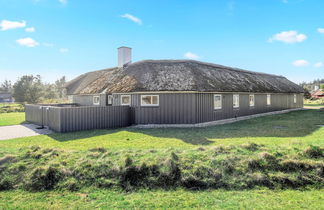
[[25, 104, 131, 132]]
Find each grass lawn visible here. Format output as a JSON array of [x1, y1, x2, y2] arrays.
[[304, 104, 324, 107], [0, 189, 323, 209], [0, 109, 323, 209], [0, 112, 26, 126]]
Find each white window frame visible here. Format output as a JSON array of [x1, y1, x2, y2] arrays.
[[233, 94, 239, 108], [249, 94, 255, 107], [214, 94, 222, 110], [267, 94, 271, 106], [93, 96, 100, 105], [121, 95, 131, 106], [140, 95, 159, 106], [107, 95, 113, 105], [293, 94, 297, 104]]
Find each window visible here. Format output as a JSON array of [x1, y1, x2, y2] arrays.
[[267, 94, 271, 106], [233, 94, 239, 108], [107, 95, 113, 105], [93, 96, 100, 105], [121, 95, 131, 106], [293, 94, 297, 103], [214, 94, 222, 109], [249, 94, 255, 107], [141, 95, 159, 106]]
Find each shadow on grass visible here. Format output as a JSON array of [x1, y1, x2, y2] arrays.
[[48, 110, 324, 145]]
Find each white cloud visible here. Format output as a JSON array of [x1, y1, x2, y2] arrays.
[[269, 31, 307, 44], [314, 62, 323, 68], [121, 13, 142, 25], [0, 20, 26, 31], [292, 59, 309, 67], [59, 0, 67, 4], [317, 28, 324, 34], [25, 27, 35, 32], [16, 37, 39, 47], [184, 52, 200, 60], [59, 48, 69, 53]]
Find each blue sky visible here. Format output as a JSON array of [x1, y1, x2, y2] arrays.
[[0, 0, 323, 84]]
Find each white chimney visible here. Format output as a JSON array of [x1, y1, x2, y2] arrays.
[[118, 46, 132, 68]]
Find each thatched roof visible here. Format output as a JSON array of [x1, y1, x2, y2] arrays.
[[65, 60, 304, 95]]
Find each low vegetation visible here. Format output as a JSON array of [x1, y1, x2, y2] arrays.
[[0, 103, 25, 113], [0, 144, 322, 192], [304, 98, 324, 107]]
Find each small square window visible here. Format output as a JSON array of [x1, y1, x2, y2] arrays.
[[141, 95, 159, 106], [214, 94, 222, 109], [121, 95, 131, 106], [93, 96, 100, 105], [233, 94, 239, 108], [249, 94, 255, 107]]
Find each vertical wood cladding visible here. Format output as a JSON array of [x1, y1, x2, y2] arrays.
[[25, 104, 130, 132], [114, 92, 303, 125]]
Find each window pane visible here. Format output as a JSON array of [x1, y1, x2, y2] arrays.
[[249, 95, 254, 106], [141, 96, 152, 104], [152, 96, 158, 105], [214, 95, 221, 109], [108, 95, 113, 104], [233, 95, 239, 107], [93, 96, 100, 104]]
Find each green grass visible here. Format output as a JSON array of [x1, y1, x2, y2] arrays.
[[0, 110, 323, 152], [0, 109, 323, 209], [0, 189, 323, 209], [304, 104, 324, 107], [0, 112, 26, 126]]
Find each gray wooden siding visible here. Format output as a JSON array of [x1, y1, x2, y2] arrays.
[[59, 106, 130, 132], [72, 94, 107, 106], [25, 105, 130, 132], [114, 93, 197, 124], [25, 105, 61, 132], [114, 92, 303, 124]]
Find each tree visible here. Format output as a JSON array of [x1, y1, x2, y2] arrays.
[[303, 88, 311, 99], [321, 84, 324, 90], [0, 80, 12, 93], [54, 76, 67, 99], [13, 75, 43, 103]]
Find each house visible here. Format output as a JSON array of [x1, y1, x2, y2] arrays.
[[64, 47, 304, 126], [0, 93, 14, 103], [311, 89, 324, 99]]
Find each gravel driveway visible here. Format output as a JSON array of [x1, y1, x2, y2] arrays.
[[0, 124, 52, 140]]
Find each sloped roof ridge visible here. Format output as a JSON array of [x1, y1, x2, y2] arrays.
[[128, 59, 285, 78]]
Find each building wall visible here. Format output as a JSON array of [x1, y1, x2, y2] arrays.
[[72, 94, 107, 106], [113, 92, 303, 124]]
